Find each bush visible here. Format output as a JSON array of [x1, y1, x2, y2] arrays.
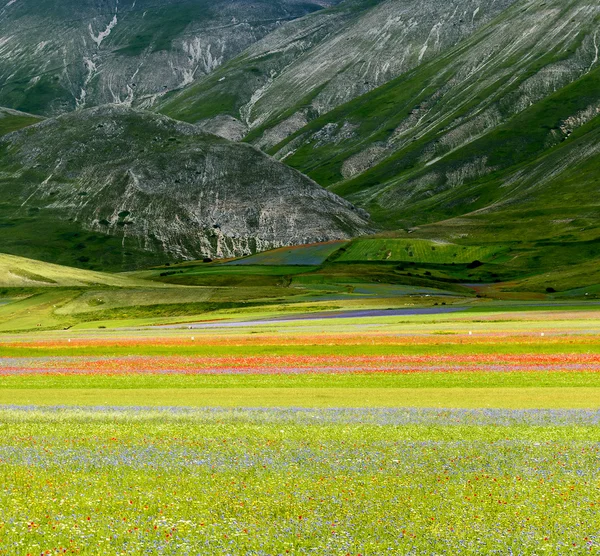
[[467, 260, 483, 269]]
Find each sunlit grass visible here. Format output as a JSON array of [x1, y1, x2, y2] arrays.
[[0, 407, 599, 554]]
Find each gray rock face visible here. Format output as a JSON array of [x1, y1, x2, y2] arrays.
[[0, 105, 371, 260], [196, 114, 248, 141], [0, 0, 340, 116]]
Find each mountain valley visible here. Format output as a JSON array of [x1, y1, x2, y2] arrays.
[[0, 0, 599, 294]]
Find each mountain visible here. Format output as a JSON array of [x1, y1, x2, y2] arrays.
[[0, 105, 371, 270], [248, 0, 600, 229], [160, 0, 600, 237], [2, 0, 600, 284], [0, 0, 340, 116], [159, 0, 518, 142]]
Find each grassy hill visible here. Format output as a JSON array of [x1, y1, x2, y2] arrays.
[[0, 253, 152, 287], [0, 107, 42, 137]]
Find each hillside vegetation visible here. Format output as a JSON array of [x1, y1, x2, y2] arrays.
[[158, 0, 600, 265], [160, 0, 516, 141], [0, 253, 147, 287], [0, 107, 41, 136]]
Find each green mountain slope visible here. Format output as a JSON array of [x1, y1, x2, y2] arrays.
[[0, 253, 150, 287], [0, 107, 41, 136], [258, 0, 600, 226], [0, 105, 371, 270], [159, 0, 517, 142]]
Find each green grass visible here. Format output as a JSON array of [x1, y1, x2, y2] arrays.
[[2, 303, 600, 552], [2, 74, 69, 115], [0, 407, 599, 554], [0, 108, 41, 136], [0, 253, 153, 288], [0, 286, 315, 332], [3, 371, 600, 391], [114, 3, 211, 56], [1, 387, 599, 408], [129, 263, 320, 287], [0, 208, 167, 271], [335, 238, 503, 264]]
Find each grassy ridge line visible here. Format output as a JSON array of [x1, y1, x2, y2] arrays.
[[0, 253, 159, 287], [2, 387, 599, 408], [0, 107, 42, 136]]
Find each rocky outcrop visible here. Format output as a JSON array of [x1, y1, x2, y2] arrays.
[[0, 105, 372, 262]]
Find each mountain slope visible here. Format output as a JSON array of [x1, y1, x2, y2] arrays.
[[0, 0, 339, 116], [258, 0, 600, 227], [0, 105, 371, 270], [0, 253, 152, 287], [159, 0, 517, 142]]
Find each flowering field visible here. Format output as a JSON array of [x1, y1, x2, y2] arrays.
[[0, 407, 599, 555], [1, 311, 600, 553]]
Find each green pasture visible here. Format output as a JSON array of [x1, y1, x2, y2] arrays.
[[0, 109, 42, 137], [335, 238, 503, 264], [3, 241, 600, 337], [0, 253, 150, 288], [3, 371, 600, 391], [1, 387, 600, 409], [3, 296, 600, 344]]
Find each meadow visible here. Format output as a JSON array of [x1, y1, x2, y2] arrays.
[[0, 406, 599, 554], [1, 258, 600, 554]]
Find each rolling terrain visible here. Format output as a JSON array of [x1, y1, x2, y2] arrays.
[[0, 252, 150, 287]]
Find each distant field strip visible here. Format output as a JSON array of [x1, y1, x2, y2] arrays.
[[1, 387, 600, 408], [4, 353, 600, 375], [227, 241, 348, 265], [337, 238, 503, 263], [2, 318, 600, 408]]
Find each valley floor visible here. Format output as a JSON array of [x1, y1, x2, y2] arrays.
[[0, 306, 599, 553]]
